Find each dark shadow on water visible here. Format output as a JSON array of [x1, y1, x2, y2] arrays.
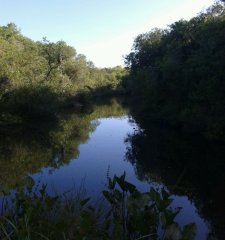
[[125, 109, 225, 239], [0, 98, 127, 192]]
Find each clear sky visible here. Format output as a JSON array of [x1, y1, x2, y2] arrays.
[[0, 0, 214, 67]]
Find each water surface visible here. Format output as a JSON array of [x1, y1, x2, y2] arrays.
[[0, 99, 223, 239]]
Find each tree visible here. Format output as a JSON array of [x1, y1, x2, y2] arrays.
[[39, 38, 76, 80]]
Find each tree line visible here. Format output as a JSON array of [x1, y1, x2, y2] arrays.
[[1, 0, 225, 140], [0, 24, 126, 121], [123, 0, 225, 140]]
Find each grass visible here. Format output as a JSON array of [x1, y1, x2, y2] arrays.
[[0, 174, 196, 240]]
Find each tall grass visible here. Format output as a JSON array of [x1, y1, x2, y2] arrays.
[[0, 174, 196, 240]]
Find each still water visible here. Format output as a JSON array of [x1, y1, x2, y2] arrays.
[[32, 117, 149, 196], [32, 117, 210, 240], [0, 99, 223, 239]]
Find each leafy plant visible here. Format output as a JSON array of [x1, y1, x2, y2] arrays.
[[0, 174, 196, 240], [103, 172, 196, 240], [0, 176, 104, 240]]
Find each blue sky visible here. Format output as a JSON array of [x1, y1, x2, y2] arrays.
[[0, 0, 214, 67]]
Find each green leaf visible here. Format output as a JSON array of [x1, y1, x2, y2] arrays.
[[182, 223, 196, 240], [124, 181, 136, 194], [148, 188, 161, 205], [80, 197, 90, 207], [103, 190, 114, 204], [23, 176, 35, 190], [164, 223, 182, 240]]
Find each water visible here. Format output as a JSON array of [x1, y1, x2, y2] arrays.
[[31, 116, 210, 240], [0, 99, 223, 239], [31, 116, 150, 196]]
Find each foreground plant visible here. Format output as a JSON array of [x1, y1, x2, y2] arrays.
[[103, 172, 196, 240], [0, 174, 196, 239], [0, 177, 105, 240]]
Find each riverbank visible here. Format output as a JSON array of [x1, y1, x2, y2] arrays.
[[1, 173, 197, 240]]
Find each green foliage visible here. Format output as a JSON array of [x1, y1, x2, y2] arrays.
[[1, 86, 61, 119], [0, 23, 126, 122], [103, 173, 196, 240], [0, 174, 196, 240], [0, 177, 104, 240], [124, 1, 225, 140], [38, 38, 76, 81]]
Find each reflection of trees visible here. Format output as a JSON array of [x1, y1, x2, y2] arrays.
[[0, 98, 127, 191], [125, 116, 225, 240]]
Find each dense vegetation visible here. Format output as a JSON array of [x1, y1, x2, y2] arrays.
[[2, 1, 224, 138], [0, 24, 126, 123], [123, 0, 225, 140], [0, 174, 196, 240], [120, 1, 225, 238], [1, 0, 225, 239]]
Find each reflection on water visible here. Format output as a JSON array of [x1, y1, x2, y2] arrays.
[[0, 99, 224, 239], [0, 99, 126, 191], [125, 114, 225, 240], [31, 117, 150, 197]]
